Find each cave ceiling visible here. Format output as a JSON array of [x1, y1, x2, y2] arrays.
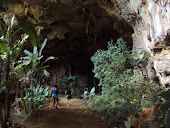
[[4, 0, 134, 73]]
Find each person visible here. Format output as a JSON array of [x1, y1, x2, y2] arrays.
[[65, 88, 72, 106], [84, 87, 88, 100], [52, 85, 59, 109]]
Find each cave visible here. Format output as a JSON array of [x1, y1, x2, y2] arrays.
[[1, 0, 170, 127], [4, 0, 136, 90], [0, 0, 169, 91], [34, 3, 135, 90]]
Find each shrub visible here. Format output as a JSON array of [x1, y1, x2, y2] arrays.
[[60, 75, 76, 89], [12, 85, 49, 118], [60, 75, 81, 97], [88, 38, 163, 127]]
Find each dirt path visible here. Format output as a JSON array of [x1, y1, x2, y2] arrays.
[[22, 98, 105, 128]]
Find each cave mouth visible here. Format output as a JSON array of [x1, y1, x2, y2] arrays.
[[44, 25, 133, 91], [39, 2, 134, 90], [4, 0, 135, 90]]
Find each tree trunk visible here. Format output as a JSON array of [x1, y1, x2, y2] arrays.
[[0, 104, 5, 128], [30, 74, 34, 111], [0, 62, 5, 128], [18, 82, 28, 115], [99, 86, 101, 95], [4, 51, 10, 122], [4, 11, 13, 121]]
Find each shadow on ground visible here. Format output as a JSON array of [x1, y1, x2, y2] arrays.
[[21, 98, 105, 128]]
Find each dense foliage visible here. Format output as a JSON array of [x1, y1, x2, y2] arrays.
[[12, 85, 49, 119], [0, 0, 64, 127], [89, 38, 163, 127], [60, 75, 82, 97], [60, 75, 76, 89], [11, 38, 55, 117]]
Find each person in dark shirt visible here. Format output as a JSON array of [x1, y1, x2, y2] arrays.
[[65, 88, 72, 106], [52, 85, 59, 109]]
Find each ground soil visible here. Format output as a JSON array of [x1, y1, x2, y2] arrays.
[[21, 98, 106, 128]]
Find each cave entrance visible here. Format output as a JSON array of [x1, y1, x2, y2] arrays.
[[42, 4, 134, 92]]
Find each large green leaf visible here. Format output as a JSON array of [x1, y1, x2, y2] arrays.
[[30, 52, 39, 69], [21, 60, 31, 66], [38, 86, 44, 94], [124, 117, 131, 128], [21, 56, 31, 60], [19, 34, 29, 45], [24, 50, 33, 57], [35, 85, 40, 94], [12, 34, 29, 60], [0, 42, 8, 54], [10, 15, 15, 28], [33, 46, 37, 54], [41, 56, 56, 66], [39, 39, 47, 56], [36, 65, 50, 73], [19, 20, 38, 46], [14, 64, 22, 71], [90, 87, 95, 94]]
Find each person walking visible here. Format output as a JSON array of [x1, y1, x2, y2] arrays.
[[52, 85, 59, 109], [65, 88, 72, 106], [84, 87, 88, 100]]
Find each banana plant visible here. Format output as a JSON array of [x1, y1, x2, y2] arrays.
[[0, 23, 29, 120], [0, 0, 64, 125], [0, 0, 64, 124], [17, 38, 55, 74], [12, 84, 49, 116], [16, 38, 55, 111], [0, 0, 31, 123]]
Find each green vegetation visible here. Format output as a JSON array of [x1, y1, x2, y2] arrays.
[[60, 75, 76, 90], [0, 1, 168, 128], [88, 38, 163, 127], [13, 38, 55, 116], [60, 75, 82, 98], [12, 85, 50, 119], [0, 0, 64, 127]]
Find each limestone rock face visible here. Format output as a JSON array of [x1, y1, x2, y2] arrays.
[[115, 0, 170, 87]]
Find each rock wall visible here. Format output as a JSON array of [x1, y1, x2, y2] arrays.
[[46, 65, 97, 89], [112, 0, 170, 87]]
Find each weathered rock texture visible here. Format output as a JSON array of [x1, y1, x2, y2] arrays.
[[2, 0, 169, 87], [113, 0, 170, 87]]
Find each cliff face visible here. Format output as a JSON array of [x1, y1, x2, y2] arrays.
[[113, 0, 170, 87], [2, 0, 169, 87]]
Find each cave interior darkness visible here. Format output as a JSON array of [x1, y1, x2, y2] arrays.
[[42, 21, 133, 91], [21, 2, 134, 90]]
